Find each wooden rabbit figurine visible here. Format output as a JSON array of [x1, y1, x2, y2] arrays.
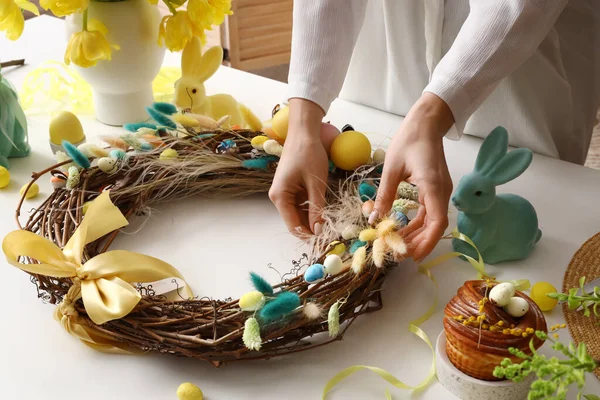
[[173, 37, 261, 131], [0, 68, 30, 169], [451, 126, 541, 264]]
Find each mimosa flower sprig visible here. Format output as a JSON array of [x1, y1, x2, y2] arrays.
[[0, 0, 232, 67], [493, 330, 599, 400], [548, 277, 600, 319]]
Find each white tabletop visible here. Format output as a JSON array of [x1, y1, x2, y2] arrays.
[[1, 16, 599, 400]]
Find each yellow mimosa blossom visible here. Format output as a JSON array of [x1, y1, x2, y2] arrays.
[[158, 11, 202, 52], [0, 0, 37, 40], [208, 0, 231, 25], [64, 21, 120, 68], [40, 0, 88, 17], [187, 0, 213, 30]]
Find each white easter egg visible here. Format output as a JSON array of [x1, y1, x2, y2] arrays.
[[324, 254, 343, 275], [341, 224, 361, 240], [263, 139, 283, 157], [98, 157, 118, 174], [504, 296, 530, 318], [489, 282, 516, 307], [373, 148, 386, 164]]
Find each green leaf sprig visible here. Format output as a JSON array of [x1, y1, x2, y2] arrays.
[[548, 277, 600, 318], [493, 330, 598, 400]]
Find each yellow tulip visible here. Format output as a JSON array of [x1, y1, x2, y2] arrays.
[[64, 22, 120, 68], [40, 0, 88, 17], [0, 0, 28, 40], [187, 0, 213, 31], [208, 0, 232, 25], [158, 11, 203, 52]]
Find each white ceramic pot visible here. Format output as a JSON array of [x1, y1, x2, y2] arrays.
[[65, 0, 165, 126]]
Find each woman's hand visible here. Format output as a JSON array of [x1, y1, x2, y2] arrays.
[[371, 93, 455, 262], [269, 99, 328, 238]]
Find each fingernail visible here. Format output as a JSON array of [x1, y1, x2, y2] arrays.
[[368, 210, 379, 225], [314, 222, 323, 236]]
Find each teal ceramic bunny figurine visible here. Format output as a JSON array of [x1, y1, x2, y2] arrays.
[[0, 67, 30, 169], [451, 126, 541, 264]]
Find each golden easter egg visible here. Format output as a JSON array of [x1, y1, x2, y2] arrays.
[[330, 131, 371, 170], [0, 166, 10, 188], [49, 111, 85, 145], [20, 183, 39, 199], [271, 105, 290, 143], [176, 382, 203, 400]]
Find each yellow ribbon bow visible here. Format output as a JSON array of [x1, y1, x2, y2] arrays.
[[3, 191, 192, 351]]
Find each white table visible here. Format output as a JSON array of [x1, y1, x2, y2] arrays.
[[1, 16, 599, 400]]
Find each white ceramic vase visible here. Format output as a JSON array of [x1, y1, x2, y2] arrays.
[[65, 0, 165, 126]]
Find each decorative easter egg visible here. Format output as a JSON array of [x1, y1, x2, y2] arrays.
[[373, 148, 386, 164], [239, 291, 265, 311], [159, 148, 178, 161], [320, 123, 341, 154], [530, 281, 559, 312], [305, 263, 326, 283], [0, 166, 10, 188], [330, 130, 371, 171], [359, 228, 378, 242], [82, 201, 92, 216], [362, 200, 375, 218], [489, 282, 516, 307], [176, 382, 203, 400], [109, 149, 127, 161], [504, 296, 529, 318], [271, 105, 289, 142], [98, 157, 118, 174], [359, 182, 377, 202], [50, 175, 66, 189], [251, 135, 269, 151], [327, 241, 346, 256], [20, 183, 39, 199], [392, 211, 409, 227], [49, 111, 85, 146], [77, 143, 108, 158], [263, 140, 283, 157], [341, 224, 361, 240], [349, 240, 367, 254], [324, 254, 343, 275]]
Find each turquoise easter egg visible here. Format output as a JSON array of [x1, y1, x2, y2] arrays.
[[349, 240, 367, 254], [304, 263, 326, 283], [359, 182, 376, 202], [109, 149, 127, 160]]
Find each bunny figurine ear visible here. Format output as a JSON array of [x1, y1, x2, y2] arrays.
[[474, 126, 508, 175], [181, 36, 204, 77], [487, 148, 533, 186], [196, 45, 224, 83]]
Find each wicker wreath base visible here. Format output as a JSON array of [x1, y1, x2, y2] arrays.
[[12, 129, 417, 366]]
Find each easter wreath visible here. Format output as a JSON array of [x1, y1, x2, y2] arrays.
[[4, 104, 420, 366]]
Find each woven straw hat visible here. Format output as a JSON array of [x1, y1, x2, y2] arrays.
[[562, 232, 600, 379]]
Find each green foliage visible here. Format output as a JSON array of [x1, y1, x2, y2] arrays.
[[493, 332, 598, 400], [548, 277, 600, 319]]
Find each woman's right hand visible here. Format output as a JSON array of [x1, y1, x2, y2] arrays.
[[269, 98, 328, 238]]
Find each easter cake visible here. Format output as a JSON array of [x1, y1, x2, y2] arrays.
[[444, 280, 547, 381]]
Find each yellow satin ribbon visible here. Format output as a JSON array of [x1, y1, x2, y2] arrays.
[[322, 229, 530, 399], [3, 191, 193, 351]]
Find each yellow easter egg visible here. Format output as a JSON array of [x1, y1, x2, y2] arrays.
[[159, 148, 178, 161], [20, 183, 39, 199], [530, 281, 559, 312], [271, 105, 289, 142], [49, 111, 85, 145], [239, 291, 265, 311], [359, 228, 378, 242], [0, 166, 10, 188], [82, 201, 92, 216], [327, 241, 347, 256], [177, 382, 203, 400], [330, 131, 371, 171], [251, 135, 269, 150]]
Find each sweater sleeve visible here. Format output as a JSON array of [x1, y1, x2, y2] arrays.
[[287, 0, 367, 113], [423, 0, 568, 138]]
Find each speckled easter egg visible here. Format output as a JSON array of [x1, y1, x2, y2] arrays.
[[176, 382, 203, 400], [50, 175, 66, 189], [98, 157, 118, 174], [489, 282, 516, 307], [330, 130, 371, 171], [530, 281, 559, 312], [305, 263, 326, 283], [20, 183, 39, 199], [504, 296, 530, 318], [239, 291, 265, 311], [0, 166, 10, 188], [320, 123, 341, 154]]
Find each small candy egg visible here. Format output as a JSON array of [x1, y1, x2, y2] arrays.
[[177, 382, 203, 400], [327, 241, 346, 256], [320, 122, 341, 154], [109, 149, 127, 161], [20, 183, 39, 199], [98, 157, 118, 174], [489, 282, 516, 307], [330, 130, 372, 170], [359, 182, 377, 202], [0, 166, 10, 189], [263, 139, 283, 157], [82, 201, 92, 216], [530, 281, 559, 312], [50, 175, 66, 189], [359, 228, 378, 242], [305, 263, 326, 283], [159, 148, 178, 161], [239, 291, 265, 311], [77, 143, 108, 159], [324, 254, 343, 275], [362, 200, 375, 218], [341, 224, 361, 240], [504, 296, 530, 318], [373, 148, 386, 164], [251, 135, 269, 151]]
